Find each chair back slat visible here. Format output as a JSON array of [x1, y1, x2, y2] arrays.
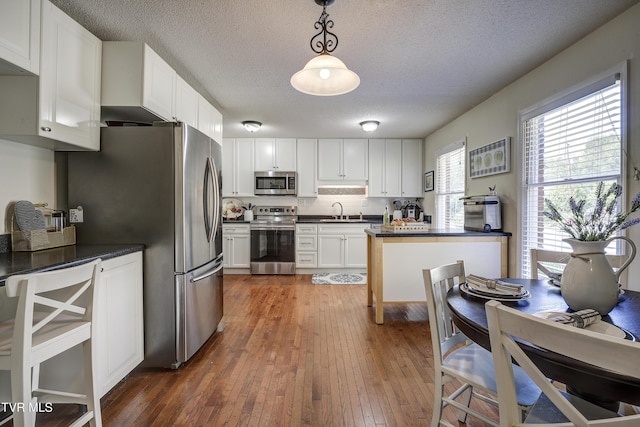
[[486, 299, 640, 426], [423, 260, 468, 359], [531, 248, 630, 279]]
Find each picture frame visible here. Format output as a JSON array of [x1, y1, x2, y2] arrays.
[[469, 137, 510, 178], [424, 170, 434, 192]]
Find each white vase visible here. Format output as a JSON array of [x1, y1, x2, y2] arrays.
[[561, 237, 636, 315]]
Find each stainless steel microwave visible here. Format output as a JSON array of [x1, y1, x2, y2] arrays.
[[254, 171, 297, 196]]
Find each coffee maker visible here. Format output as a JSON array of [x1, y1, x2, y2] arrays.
[[402, 200, 422, 220]]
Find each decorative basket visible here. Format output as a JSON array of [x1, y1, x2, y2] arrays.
[[11, 213, 76, 252], [380, 224, 431, 233]]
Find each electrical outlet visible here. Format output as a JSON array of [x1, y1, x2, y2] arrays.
[[69, 206, 84, 223], [361, 199, 368, 207]]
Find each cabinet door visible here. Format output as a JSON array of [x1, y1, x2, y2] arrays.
[[230, 234, 251, 268], [235, 138, 255, 197], [254, 138, 276, 171], [275, 138, 297, 170], [96, 252, 144, 397], [368, 139, 386, 197], [222, 138, 235, 196], [175, 75, 198, 128], [318, 138, 343, 180], [318, 234, 345, 268], [384, 139, 402, 197], [296, 138, 318, 197], [344, 234, 367, 268], [401, 139, 423, 197], [39, 1, 101, 150], [0, 0, 39, 74], [198, 94, 215, 139], [143, 44, 175, 121], [343, 139, 368, 180]]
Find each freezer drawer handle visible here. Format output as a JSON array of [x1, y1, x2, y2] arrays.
[[191, 263, 223, 283]]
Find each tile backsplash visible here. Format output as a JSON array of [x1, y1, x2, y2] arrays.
[[228, 192, 424, 218]]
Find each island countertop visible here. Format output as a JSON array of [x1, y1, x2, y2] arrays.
[[365, 226, 511, 238], [0, 243, 145, 285]]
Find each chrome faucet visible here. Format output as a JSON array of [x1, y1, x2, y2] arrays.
[[332, 202, 344, 220]]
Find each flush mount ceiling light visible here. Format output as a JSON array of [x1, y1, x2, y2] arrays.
[[242, 121, 262, 132], [360, 120, 379, 132], [290, 0, 360, 96]]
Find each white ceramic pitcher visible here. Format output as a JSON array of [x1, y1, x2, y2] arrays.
[[561, 236, 636, 315]]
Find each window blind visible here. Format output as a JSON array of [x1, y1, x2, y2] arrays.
[[521, 77, 622, 278], [436, 140, 466, 228]]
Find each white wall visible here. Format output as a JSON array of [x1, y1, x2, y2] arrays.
[[422, 4, 640, 289], [0, 139, 56, 233]]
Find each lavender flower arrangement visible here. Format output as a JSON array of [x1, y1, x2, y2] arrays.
[[543, 182, 640, 241]]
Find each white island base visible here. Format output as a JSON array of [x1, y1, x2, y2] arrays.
[[366, 230, 509, 324]]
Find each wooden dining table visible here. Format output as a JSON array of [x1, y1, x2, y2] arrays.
[[446, 278, 640, 410]]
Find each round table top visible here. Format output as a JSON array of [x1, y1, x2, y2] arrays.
[[447, 278, 640, 406]]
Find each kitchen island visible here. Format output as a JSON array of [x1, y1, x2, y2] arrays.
[[365, 227, 510, 324]]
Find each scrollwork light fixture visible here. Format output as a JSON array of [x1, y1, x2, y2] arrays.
[[290, 0, 360, 96]]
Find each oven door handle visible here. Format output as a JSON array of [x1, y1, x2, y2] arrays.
[[250, 225, 295, 231]]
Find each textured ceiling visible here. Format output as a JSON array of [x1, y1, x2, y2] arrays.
[[50, 0, 639, 139]]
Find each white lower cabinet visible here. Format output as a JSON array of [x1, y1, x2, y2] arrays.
[[296, 224, 318, 268], [96, 251, 144, 396], [317, 224, 369, 268], [21, 251, 144, 400], [223, 223, 251, 268]]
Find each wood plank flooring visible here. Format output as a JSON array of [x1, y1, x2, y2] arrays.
[[30, 274, 498, 426]]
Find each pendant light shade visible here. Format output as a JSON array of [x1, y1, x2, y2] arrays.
[[291, 54, 360, 96], [291, 0, 359, 96]]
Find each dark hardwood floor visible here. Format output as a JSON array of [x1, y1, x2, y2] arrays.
[[31, 274, 498, 426]]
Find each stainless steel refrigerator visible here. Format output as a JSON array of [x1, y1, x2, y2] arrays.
[[68, 122, 223, 368]]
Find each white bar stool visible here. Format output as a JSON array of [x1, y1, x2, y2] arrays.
[[0, 259, 102, 427]]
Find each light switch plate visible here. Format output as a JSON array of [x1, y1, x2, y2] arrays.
[[69, 207, 84, 223]]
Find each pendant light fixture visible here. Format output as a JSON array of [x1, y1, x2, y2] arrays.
[[291, 0, 360, 96]]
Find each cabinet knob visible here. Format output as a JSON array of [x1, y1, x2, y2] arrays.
[[41, 126, 52, 132]]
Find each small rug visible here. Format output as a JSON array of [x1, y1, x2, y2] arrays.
[[312, 273, 367, 285]]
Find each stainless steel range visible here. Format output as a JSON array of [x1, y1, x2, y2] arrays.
[[250, 205, 297, 274]]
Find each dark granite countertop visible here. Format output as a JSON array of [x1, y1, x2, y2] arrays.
[[365, 227, 511, 238], [0, 243, 145, 285]]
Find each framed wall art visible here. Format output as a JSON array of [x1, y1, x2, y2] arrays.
[[424, 170, 434, 192], [469, 137, 510, 178]]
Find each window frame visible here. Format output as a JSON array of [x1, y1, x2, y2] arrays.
[[517, 62, 628, 278], [435, 139, 466, 228]]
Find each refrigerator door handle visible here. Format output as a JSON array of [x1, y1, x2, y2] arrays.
[[209, 156, 221, 243], [203, 157, 216, 242], [190, 260, 223, 283]]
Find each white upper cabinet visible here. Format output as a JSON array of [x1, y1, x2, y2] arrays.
[[296, 138, 318, 197], [198, 95, 223, 144], [175, 75, 198, 128], [254, 138, 297, 171], [368, 139, 402, 197], [223, 138, 255, 197], [401, 139, 423, 197], [0, 0, 40, 75], [101, 41, 176, 123], [0, 0, 101, 151], [318, 138, 368, 181]]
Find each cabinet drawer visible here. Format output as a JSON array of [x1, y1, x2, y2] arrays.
[[223, 224, 250, 235], [318, 224, 370, 234], [296, 235, 317, 251], [296, 224, 318, 234], [296, 252, 317, 268]]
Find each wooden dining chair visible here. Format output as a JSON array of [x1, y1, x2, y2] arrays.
[[422, 261, 540, 427], [0, 259, 102, 427], [486, 299, 640, 426], [530, 248, 630, 280]]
